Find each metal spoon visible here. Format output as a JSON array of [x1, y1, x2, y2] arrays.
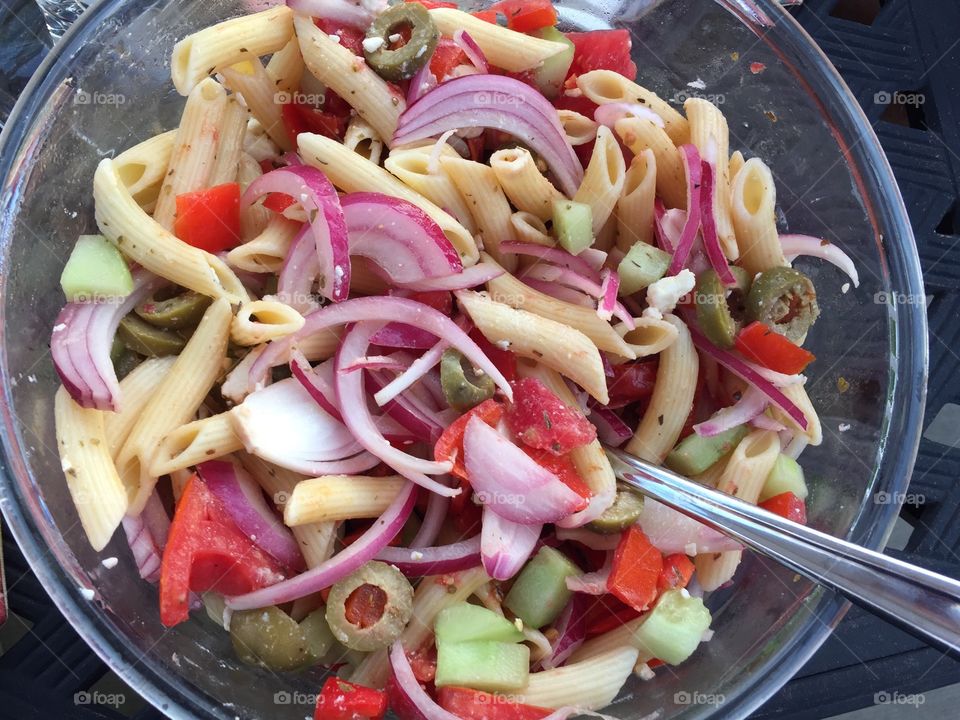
[[605, 446, 960, 658]]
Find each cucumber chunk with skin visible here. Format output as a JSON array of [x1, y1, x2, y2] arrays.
[[435, 640, 530, 692], [553, 200, 594, 255], [759, 453, 808, 502], [503, 546, 581, 628], [60, 234, 134, 302], [435, 603, 524, 645], [632, 589, 712, 665], [533, 27, 575, 99], [665, 425, 749, 477], [618, 241, 672, 295]]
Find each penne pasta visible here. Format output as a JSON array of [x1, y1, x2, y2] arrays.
[[510, 211, 554, 247], [221, 58, 289, 151], [208, 97, 247, 185], [55, 387, 129, 551], [227, 214, 301, 273], [512, 646, 640, 710], [625, 315, 697, 462], [104, 356, 177, 458], [615, 116, 686, 209], [171, 5, 295, 94], [112, 130, 176, 212], [284, 475, 406, 526], [231, 299, 305, 345], [577, 70, 689, 145], [616, 148, 657, 251], [769, 384, 822, 446], [573, 125, 626, 235], [557, 109, 599, 146], [458, 290, 610, 403], [490, 147, 564, 221], [93, 158, 249, 302], [343, 116, 385, 165], [299, 132, 479, 264], [730, 157, 787, 277], [265, 35, 304, 95], [615, 315, 679, 357], [150, 412, 243, 476], [385, 147, 478, 233], [729, 149, 745, 183], [237, 152, 273, 241]]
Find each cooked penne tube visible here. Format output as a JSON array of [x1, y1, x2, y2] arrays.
[[385, 147, 478, 233], [695, 429, 781, 590], [573, 126, 626, 235], [513, 647, 640, 710], [231, 299, 305, 345], [440, 156, 517, 271], [729, 149, 745, 182], [153, 78, 227, 228], [685, 98, 737, 260], [221, 58, 289, 151], [625, 315, 697, 462], [243, 117, 281, 162], [104, 356, 177, 458], [150, 412, 243, 476], [227, 215, 301, 273], [577, 70, 689, 145], [265, 35, 303, 94], [171, 5, 295, 94], [770, 384, 822, 446], [557, 109, 599, 146], [55, 387, 129, 551], [116, 299, 233, 513], [615, 116, 686, 209], [428, 8, 569, 72], [208, 97, 247, 185], [510, 211, 554, 246], [616, 148, 657, 250], [731, 157, 787, 277], [237, 152, 272, 241], [490, 147, 564, 221], [299, 132, 478, 264], [458, 290, 609, 403], [93, 158, 249, 302], [295, 15, 404, 145], [284, 475, 406, 526], [343, 116, 385, 165], [112, 130, 176, 212], [485, 256, 636, 358], [615, 315, 679, 357]]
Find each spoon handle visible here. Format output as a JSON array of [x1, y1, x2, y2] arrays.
[[605, 446, 960, 658]]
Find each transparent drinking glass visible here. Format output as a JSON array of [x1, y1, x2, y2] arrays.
[[0, 1, 927, 718]]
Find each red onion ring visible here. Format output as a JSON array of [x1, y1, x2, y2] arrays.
[[667, 145, 704, 275], [481, 505, 542, 581], [500, 241, 601, 282], [453, 30, 489, 72], [694, 385, 768, 437], [780, 233, 860, 287], [699, 159, 738, 285], [375, 536, 481, 576]]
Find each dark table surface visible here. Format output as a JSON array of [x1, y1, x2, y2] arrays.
[[2, 0, 960, 719]]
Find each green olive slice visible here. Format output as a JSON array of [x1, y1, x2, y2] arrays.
[[117, 314, 186, 356], [135, 291, 211, 329], [440, 348, 495, 412], [745, 266, 819, 342], [364, 3, 439, 81], [326, 561, 414, 651], [587, 484, 645, 534], [694, 267, 751, 349]]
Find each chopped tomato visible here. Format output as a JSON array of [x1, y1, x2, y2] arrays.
[[407, 643, 438, 683], [258, 158, 277, 175], [760, 492, 807, 524], [159, 475, 287, 627], [505, 377, 597, 454], [469, 327, 517, 382], [607, 359, 658, 407], [472, 8, 500, 23], [436, 687, 553, 720], [429, 38, 469, 80], [315, 678, 387, 720], [280, 100, 346, 146], [393, 289, 453, 314], [434, 399, 505, 480], [735, 321, 816, 375], [497, 0, 558, 33], [315, 18, 365, 56], [173, 183, 241, 253], [566, 30, 637, 80], [262, 192, 295, 214], [607, 526, 663, 613], [523, 447, 592, 503], [584, 594, 642, 638], [657, 553, 695, 592]]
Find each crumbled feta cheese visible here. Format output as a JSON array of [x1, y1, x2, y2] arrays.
[[841, 282, 850, 294], [388, 33, 401, 43], [684, 542, 698, 556], [101, 557, 118, 569], [52, 323, 66, 332], [646, 269, 696, 316], [362, 36, 385, 54], [79, 587, 95, 600], [495, 340, 511, 350], [838, 422, 851, 432], [635, 663, 656, 681], [680, 587, 691, 599], [514, 618, 524, 632], [328, 34, 341, 43], [687, 78, 706, 90], [410, 551, 424, 561]]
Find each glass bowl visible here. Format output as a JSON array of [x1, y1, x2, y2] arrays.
[[0, 0, 927, 718]]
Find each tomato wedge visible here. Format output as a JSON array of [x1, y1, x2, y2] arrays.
[[505, 377, 596, 455], [566, 30, 637, 80], [759, 492, 807, 524], [523, 447, 592, 504], [434, 399, 505, 480], [436, 687, 553, 720], [607, 526, 663, 613], [735, 321, 816, 375], [173, 183, 241, 253], [315, 678, 387, 720]]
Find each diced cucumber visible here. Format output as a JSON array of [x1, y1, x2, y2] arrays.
[[553, 200, 594, 255], [435, 640, 530, 692], [60, 234, 133, 302], [665, 425, 749, 477], [435, 603, 524, 645], [759, 453, 808, 502], [503, 546, 581, 628], [618, 241, 672, 295], [532, 27, 575, 99], [630, 589, 712, 665]]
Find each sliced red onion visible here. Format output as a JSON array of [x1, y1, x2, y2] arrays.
[[407, 50, 438, 104], [556, 478, 617, 530], [336, 322, 459, 496], [565, 554, 613, 596], [342, 192, 462, 285], [639, 497, 742, 554], [395, 262, 504, 291], [593, 102, 664, 130], [226, 482, 418, 609], [286, 0, 386, 28], [694, 385, 768, 437], [277, 224, 319, 314], [339, 355, 408, 373], [249, 296, 512, 400], [741, 359, 807, 387], [501, 241, 600, 282], [51, 268, 163, 411], [699, 160, 738, 285], [198, 459, 305, 571], [464, 417, 585, 524], [366, 367, 446, 443], [539, 593, 590, 670], [371, 322, 440, 350], [232, 377, 381, 475], [481, 506, 542, 581], [780, 233, 860, 287], [689, 324, 808, 430], [453, 30, 488, 72], [394, 75, 583, 196], [410, 486, 449, 548], [555, 526, 620, 551], [597, 269, 620, 322], [376, 536, 481, 576], [752, 413, 787, 432], [586, 402, 632, 447], [653, 197, 673, 253], [389, 640, 462, 720], [372, 340, 446, 406], [242, 166, 350, 302], [524, 278, 596, 307], [667, 145, 704, 275], [121, 514, 163, 583], [579, 248, 608, 272], [522, 264, 635, 328]]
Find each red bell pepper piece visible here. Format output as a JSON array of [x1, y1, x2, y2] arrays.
[[760, 492, 808, 524], [657, 553, 696, 592], [315, 678, 387, 720], [734, 321, 816, 375], [434, 399, 505, 480], [607, 359, 658, 407], [583, 595, 641, 638], [428, 38, 469, 80], [436, 687, 554, 720], [315, 18, 365, 56], [280, 100, 346, 147], [504, 377, 597, 455], [607, 526, 663, 613], [173, 183, 241, 253], [159, 475, 286, 627]]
